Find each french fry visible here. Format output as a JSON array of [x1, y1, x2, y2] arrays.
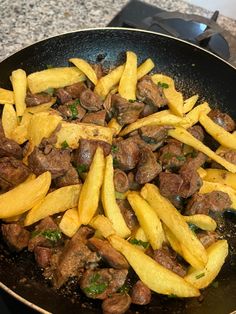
[[27, 67, 86, 94], [183, 215, 217, 231], [199, 113, 236, 150], [2, 104, 18, 139], [69, 58, 98, 85], [89, 215, 116, 238], [168, 127, 236, 173], [0, 172, 51, 219], [183, 95, 199, 113], [133, 227, 148, 242], [26, 97, 56, 113], [197, 167, 207, 179], [94, 65, 125, 99], [25, 184, 81, 226], [101, 155, 130, 238], [141, 184, 207, 269], [59, 208, 81, 237], [118, 51, 137, 100], [78, 147, 105, 225], [127, 192, 164, 250], [137, 58, 155, 80], [204, 168, 236, 190], [107, 118, 122, 135], [0, 88, 14, 105], [109, 234, 200, 297], [180, 102, 211, 129], [185, 240, 228, 289], [11, 69, 27, 116]]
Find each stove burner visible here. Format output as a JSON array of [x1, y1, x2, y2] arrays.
[[108, 0, 236, 66]]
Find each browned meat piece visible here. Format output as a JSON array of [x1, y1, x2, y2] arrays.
[[73, 139, 111, 168], [137, 75, 167, 108], [53, 165, 80, 188], [127, 172, 141, 191], [117, 199, 138, 231], [159, 172, 183, 197], [185, 191, 232, 215], [34, 246, 52, 268], [1, 224, 30, 252], [113, 169, 129, 193], [82, 110, 106, 126], [187, 125, 205, 142], [135, 146, 161, 184], [25, 91, 52, 107], [128, 133, 162, 152], [180, 152, 207, 176], [92, 64, 104, 80], [58, 100, 86, 121], [219, 150, 236, 165], [80, 88, 103, 111], [65, 82, 86, 99], [55, 88, 72, 104], [208, 109, 235, 132], [197, 231, 218, 248], [0, 157, 31, 190], [112, 138, 139, 171], [139, 125, 171, 144], [159, 139, 185, 170], [131, 280, 151, 305], [87, 238, 129, 269], [80, 268, 128, 299], [0, 135, 23, 159], [111, 94, 144, 126], [102, 293, 131, 314], [140, 103, 157, 118]]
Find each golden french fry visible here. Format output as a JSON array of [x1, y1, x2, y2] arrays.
[[11, 69, 27, 116], [127, 192, 164, 250], [59, 208, 81, 237], [69, 58, 98, 85], [180, 102, 211, 129], [168, 127, 236, 173], [118, 51, 137, 100], [183, 215, 217, 231], [25, 184, 81, 226], [2, 104, 18, 139], [109, 234, 200, 297], [133, 227, 148, 242], [0, 172, 51, 219], [89, 215, 116, 238], [197, 167, 207, 179], [27, 67, 86, 94], [185, 240, 228, 289], [94, 65, 125, 99], [0, 88, 14, 105], [199, 113, 236, 150], [26, 97, 56, 113], [141, 184, 207, 269], [183, 95, 199, 113], [204, 168, 236, 190], [78, 147, 105, 224], [107, 118, 122, 135], [101, 155, 130, 238], [137, 58, 155, 80]]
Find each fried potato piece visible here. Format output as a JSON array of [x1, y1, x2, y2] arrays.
[[127, 192, 164, 250], [107, 118, 122, 135], [69, 58, 98, 85], [89, 215, 116, 238], [197, 167, 207, 179], [151, 74, 183, 117], [59, 208, 81, 237], [11, 69, 27, 116], [204, 168, 236, 190], [55, 121, 114, 149], [94, 64, 125, 99], [101, 155, 130, 238], [199, 113, 236, 150], [180, 102, 211, 129], [118, 51, 137, 100], [2, 104, 18, 139], [141, 184, 207, 269], [183, 95, 199, 113], [27, 67, 86, 94], [109, 234, 200, 297], [26, 98, 56, 113], [25, 184, 81, 226], [185, 240, 228, 289], [0, 88, 14, 105], [168, 127, 236, 173], [78, 147, 105, 225], [0, 172, 51, 219], [133, 227, 148, 242], [137, 58, 155, 80], [183, 215, 217, 231]]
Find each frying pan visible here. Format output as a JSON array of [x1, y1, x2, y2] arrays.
[[0, 28, 236, 314]]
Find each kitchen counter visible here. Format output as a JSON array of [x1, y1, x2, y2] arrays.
[[1, 0, 236, 62]]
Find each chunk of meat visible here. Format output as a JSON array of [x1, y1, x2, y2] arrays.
[[0, 135, 23, 159], [185, 191, 232, 215], [102, 293, 131, 314], [197, 231, 218, 248], [80, 88, 103, 111], [0, 157, 31, 190], [80, 268, 128, 299], [159, 139, 185, 170], [187, 125, 205, 142], [140, 103, 157, 118], [117, 199, 138, 231], [25, 91, 52, 107], [53, 165, 80, 188], [219, 150, 236, 165], [112, 138, 139, 171], [135, 146, 161, 184], [159, 172, 183, 198], [128, 133, 162, 152], [208, 109, 235, 132], [73, 139, 111, 168], [87, 238, 129, 269], [127, 172, 141, 191], [131, 280, 151, 305], [113, 169, 129, 193], [34, 246, 52, 268], [111, 94, 144, 126], [139, 125, 171, 144], [92, 64, 104, 80], [137, 75, 167, 108], [1, 224, 30, 252], [65, 82, 87, 99], [57, 100, 86, 121], [55, 88, 72, 104], [82, 110, 106, 126]]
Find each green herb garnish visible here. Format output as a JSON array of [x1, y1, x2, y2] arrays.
[[162, 152, 175, 160], [31, 229, 62, 242], [61, 140, 69, 149], [76, 164, 88, 175], [45, 87, 54, 96], [158, 82, 169, 89], [111, 145, 119, 153], [195, 273, 205, 279], [113, 157, 119, 168], [69, 100, 80, 119], [188, 223, 198, 233], [115, 191, 126, 200], [118, 284, 130, 294], [128, 99, 136, 103], [129, 238, 149, 249], [176, 155, 186, 161], [83, 273, 108, 296]]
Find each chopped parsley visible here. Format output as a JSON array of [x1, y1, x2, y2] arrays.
[[195, 273, 205, 279], [128, 99, 136, 103], [31, 229, 62, 242], [45, 87, 54, 96], [176, 155, 186, 161], [76, 164, 88, 174], [118, 284, 130, 294], [111, 145, 119, 153], [61, 140, 69, 149], [115, 191, 126, 200], [83, 273, 108, 296], [113, 157, 119, 168], [157, 82, 169, 89], [129, 238, 149, 249], [188, 223, 198, 233], [69, 100, 80, 119]]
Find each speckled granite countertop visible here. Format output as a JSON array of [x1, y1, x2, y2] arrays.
[[0, 0, 236, 62]]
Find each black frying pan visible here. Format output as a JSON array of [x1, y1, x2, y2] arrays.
[[0, 28, 236, 314]]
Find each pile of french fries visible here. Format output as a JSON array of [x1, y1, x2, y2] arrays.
[[0, 51, 233, 298]]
